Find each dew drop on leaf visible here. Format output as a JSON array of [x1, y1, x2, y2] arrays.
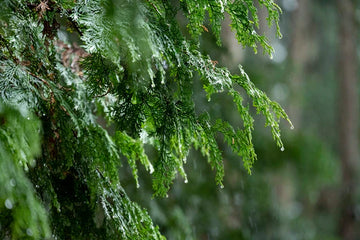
[[5, 199, 13, 209], [9, 178, 16, 187], [26, 228, 33, 236]]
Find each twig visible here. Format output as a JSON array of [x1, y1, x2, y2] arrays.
[[146, 0, 162, 16], [25, 70, 51, 87], [94, 88, 111, 98]]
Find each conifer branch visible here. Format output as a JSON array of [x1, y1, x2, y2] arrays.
[[0, 52, 51, 89], [0, 35, 16, 62], [0, 1, 288, 238], [65, 10, 84, 37]]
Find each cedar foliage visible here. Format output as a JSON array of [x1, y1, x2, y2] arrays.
[[0, 0, 291, 239]]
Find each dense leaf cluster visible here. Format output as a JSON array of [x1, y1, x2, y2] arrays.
[[0, 0, 291, 239]]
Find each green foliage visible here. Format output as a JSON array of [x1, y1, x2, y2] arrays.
[[0, 105, 50, 239], [0, 0, 290, 238]]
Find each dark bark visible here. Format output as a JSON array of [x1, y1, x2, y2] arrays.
[[337, 0, 359, 239]]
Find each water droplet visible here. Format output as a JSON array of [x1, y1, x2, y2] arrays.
[[26, 228, 33, 236], [35, 185, 39, 188], [151, 83, 155, 88], [30, 159, 36, 166], [280, 147, 285, 152], [165, 194, 169, 198], [290, 125, 294, 130], [26, 117, 30, 120], [184, 179, 188, 184], [136, 183, 140, 188], [220, 185, 224, 189], [9, 179, 16, 187], [5, 199, 13, 209]]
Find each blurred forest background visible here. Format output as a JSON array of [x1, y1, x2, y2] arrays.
[[119, 0, 360, 239]]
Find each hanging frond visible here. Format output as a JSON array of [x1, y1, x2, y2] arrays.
[[0, 0, 290, 238]]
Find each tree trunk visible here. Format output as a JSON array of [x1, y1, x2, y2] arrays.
[[288, 0, 311, 129], [337, 0, 359, 239]]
